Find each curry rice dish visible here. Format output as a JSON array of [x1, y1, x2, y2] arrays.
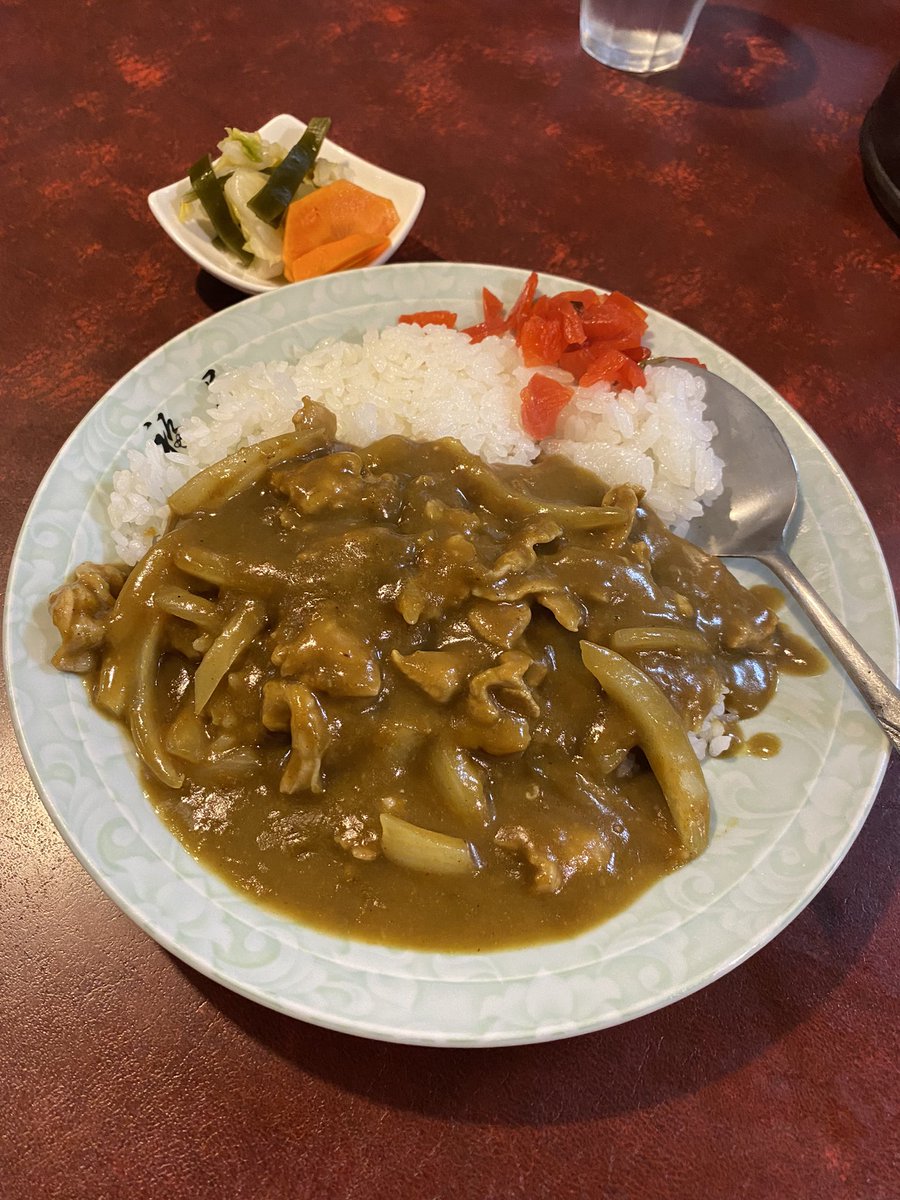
[[48, 399, 818, 951]]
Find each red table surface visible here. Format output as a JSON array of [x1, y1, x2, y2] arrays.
[[2, 2, 898, 1197]]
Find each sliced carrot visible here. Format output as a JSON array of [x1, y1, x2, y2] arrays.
[[580, 348, 646, 391], [607, 290, 648, 321], [285, 233, 387, 283], [531, 295, 586, 348], [350, 237, 391, 268], [398, 310, 458, 328], [520, 374, 574, 439], [505, 271, 539, 335], [559, 337, 645, 381], [283, 180, 399, 264], [518, 314, 568, 367], [581, 292, 647, 343], [482, 288, 504, 322], [554, 288, 600, 307]]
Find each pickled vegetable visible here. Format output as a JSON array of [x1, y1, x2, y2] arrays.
[[249, 117, 331, 226], [188, 154, 252, 265]]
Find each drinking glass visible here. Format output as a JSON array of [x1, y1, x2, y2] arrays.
[[580, 0, 707, 74]]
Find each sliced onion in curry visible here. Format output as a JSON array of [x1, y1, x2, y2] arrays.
[[580, 640, 710, 857]]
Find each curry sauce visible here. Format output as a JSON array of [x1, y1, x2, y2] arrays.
[[49, 402, 818, 951]]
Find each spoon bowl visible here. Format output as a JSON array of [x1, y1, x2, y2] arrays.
[[677, 365, 799, 557], [657, 358, 900, 752]]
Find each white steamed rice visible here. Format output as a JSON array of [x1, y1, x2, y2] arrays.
[[108, 324, 722, 566]]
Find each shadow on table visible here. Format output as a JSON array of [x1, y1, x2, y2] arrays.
[[650, 5, 818, 109], [193, 237, 446, 315], [864, 178, 900, 238], [178, 754, 898, 1127], [195, 272, 246, 313]]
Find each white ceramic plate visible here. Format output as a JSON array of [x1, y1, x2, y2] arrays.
[[6, 264, 897, 1047], [148, 113, 426, 294]]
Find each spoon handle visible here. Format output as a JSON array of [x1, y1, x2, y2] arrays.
[[756, 545, 900, 754]]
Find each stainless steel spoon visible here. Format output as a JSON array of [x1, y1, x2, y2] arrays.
[[658, 358, 900, 753]]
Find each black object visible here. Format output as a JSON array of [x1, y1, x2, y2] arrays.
[[860, 61, 900, 231]]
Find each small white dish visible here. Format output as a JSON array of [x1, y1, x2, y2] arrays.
[[148, 113, 426, 295]]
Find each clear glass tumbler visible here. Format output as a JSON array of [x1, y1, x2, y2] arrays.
[[580, 0, 707, 74]]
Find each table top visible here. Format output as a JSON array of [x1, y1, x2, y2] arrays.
[[2, 2, 898, 1197]]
